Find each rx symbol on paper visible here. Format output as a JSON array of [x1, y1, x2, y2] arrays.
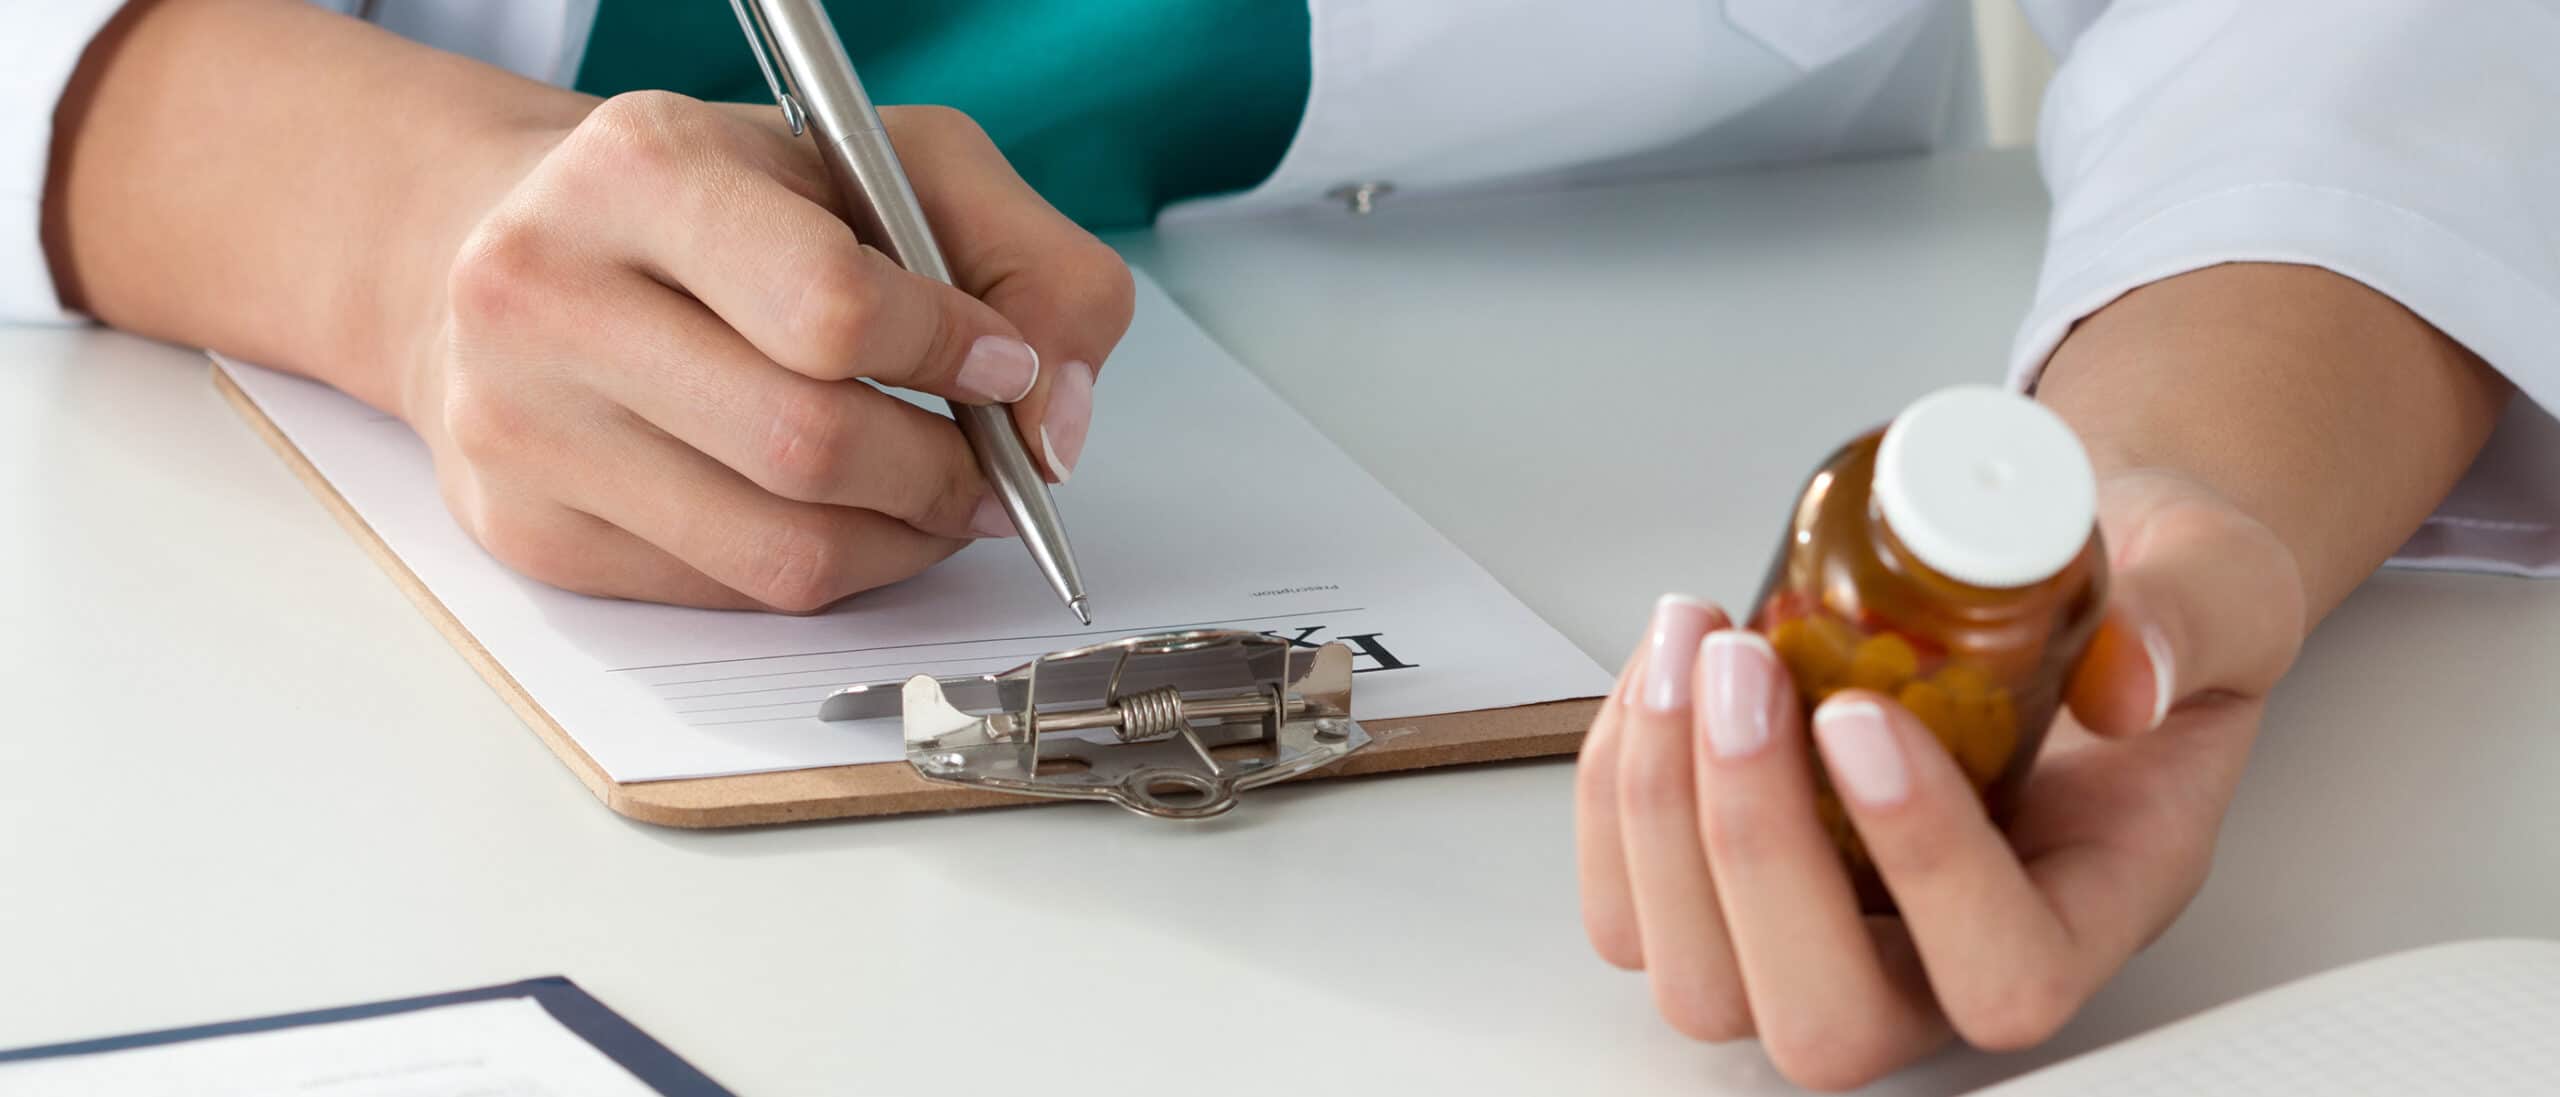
[[1263, 625, 1419, 674]]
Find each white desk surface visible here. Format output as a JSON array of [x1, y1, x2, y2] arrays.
[[4, 149, 2555, 1096]]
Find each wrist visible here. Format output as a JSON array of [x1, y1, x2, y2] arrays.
[[2032, 264, 2508, 621], [377, 103, 591, 428], [38, 0, 601, 416]]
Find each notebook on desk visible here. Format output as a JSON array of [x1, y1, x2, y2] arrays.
[[1978, 938, 2560, 1096]]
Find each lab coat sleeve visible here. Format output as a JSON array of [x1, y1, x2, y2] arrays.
[[2, 1, 131, 325], [2011, 0, 2560, 575], [2, 1, 379, 328]]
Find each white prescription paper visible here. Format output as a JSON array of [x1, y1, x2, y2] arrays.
[[218, 271, 1611, 782], [0, 997, 662, 1096]]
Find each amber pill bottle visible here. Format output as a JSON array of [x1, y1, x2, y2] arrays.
[[1746, 386, 2107, 911]]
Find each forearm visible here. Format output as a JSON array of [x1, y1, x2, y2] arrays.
[[2038, 262, 2511, 624], [40, 0, 590, 412]]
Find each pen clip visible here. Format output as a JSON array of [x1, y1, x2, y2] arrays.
[[727, 0, 807, 136]]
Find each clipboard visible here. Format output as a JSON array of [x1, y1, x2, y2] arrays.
[[215, 367, 1604, 827]]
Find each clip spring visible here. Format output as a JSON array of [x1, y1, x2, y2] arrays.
[[1108, 685, 1186, 740]]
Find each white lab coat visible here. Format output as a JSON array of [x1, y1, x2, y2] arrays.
[[8, 1, 2558, 573]]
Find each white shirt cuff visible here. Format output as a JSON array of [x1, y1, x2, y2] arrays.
[[2007, 182, 2560, 577], [2, 2, 133, 325]]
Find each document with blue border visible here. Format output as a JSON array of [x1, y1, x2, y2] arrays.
[[0, 977, 730, 1096]]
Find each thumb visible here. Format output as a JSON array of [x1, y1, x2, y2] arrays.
[[979, 254, 1133, 485], [2067, 475, 2307, 737]]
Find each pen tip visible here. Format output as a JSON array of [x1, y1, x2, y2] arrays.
[[1070, 596, 1092, 626]]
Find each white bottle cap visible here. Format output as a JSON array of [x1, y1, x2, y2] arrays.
[[1873, 385, 2096, 589]]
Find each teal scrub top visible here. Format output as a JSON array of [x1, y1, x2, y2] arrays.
[[574, 1, 1312, 231]]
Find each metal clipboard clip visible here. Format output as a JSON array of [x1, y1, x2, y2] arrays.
[[816, 630, 1371, 819]]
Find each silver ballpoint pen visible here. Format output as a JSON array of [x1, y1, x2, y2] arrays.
[[730, 0, 1091, 625]]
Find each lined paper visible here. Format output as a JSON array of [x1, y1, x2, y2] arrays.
[[1978, 939, 2560, 1096], [218, 271, 1610, 782]]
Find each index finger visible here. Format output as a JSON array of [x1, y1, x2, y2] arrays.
[[1688, 639, 1938, 1086], [560, 93, 1043, 404]]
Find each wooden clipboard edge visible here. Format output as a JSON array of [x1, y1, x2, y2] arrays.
[[214, 363, 1601, 829], [214, 365, 633, 818], [594, 697, 1604, 827]]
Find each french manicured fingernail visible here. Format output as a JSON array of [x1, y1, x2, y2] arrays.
[[1641, 594, 1716, 713], [1813, 699, 1910, 807], [955, 336, 1040, 404], [1701, 630, 1777, 759], [1040, 359, 1094, 483], [968, 496, 1017, 538], [2142, 622, 2176, 730]]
